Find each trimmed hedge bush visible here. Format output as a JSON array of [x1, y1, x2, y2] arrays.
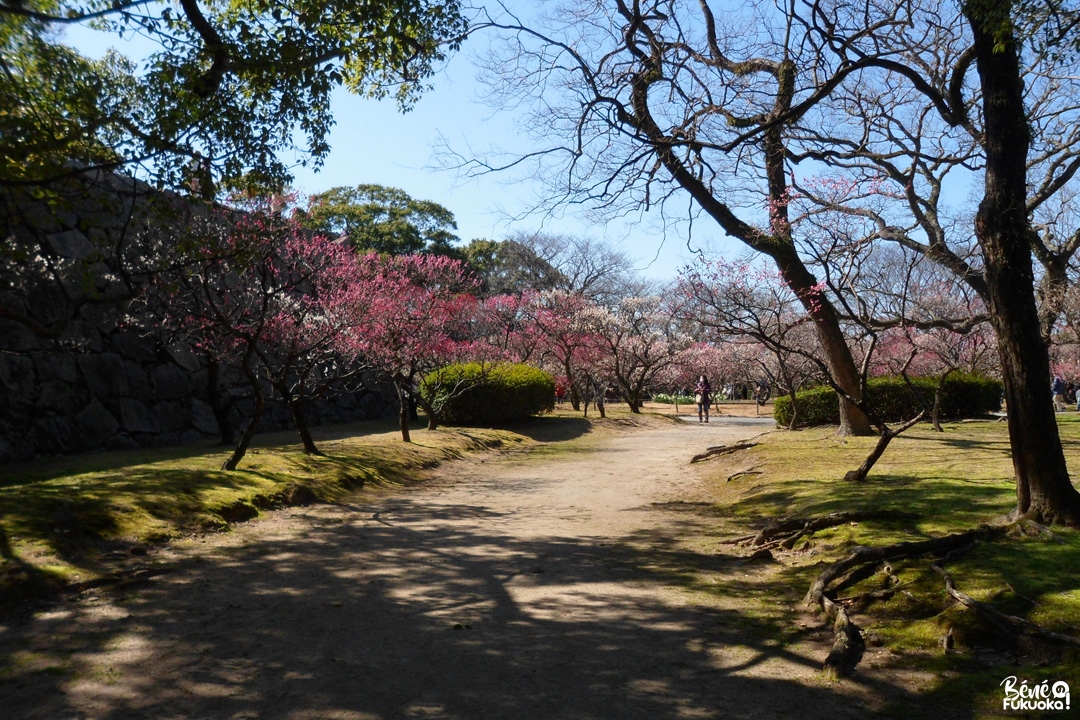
[[422, 362, 555, 426], [773, 373, 1003, 428]]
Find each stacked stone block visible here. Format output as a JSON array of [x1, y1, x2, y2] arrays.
[[0, 170, 393, 461]]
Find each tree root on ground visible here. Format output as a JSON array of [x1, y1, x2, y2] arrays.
[[690, 441, 759, 463], [746, 510, 915, 550], [930, 564, 1080, 648], [804, 525, 1005, 679], [727, 466, 763, 482]]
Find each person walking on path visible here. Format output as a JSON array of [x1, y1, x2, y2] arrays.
[[1052, 375, 1067, 412], [695, 375, 713, 423]]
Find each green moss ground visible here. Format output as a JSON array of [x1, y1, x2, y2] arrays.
[[701, 416, 1080, 717]]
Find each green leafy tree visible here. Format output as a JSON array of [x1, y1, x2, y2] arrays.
[[460, 237, 566, 296], [0, 0, 466, 191], [300, 184, 461, 256]]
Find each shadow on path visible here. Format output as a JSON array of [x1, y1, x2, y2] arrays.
[[2, 495, 926, 720]]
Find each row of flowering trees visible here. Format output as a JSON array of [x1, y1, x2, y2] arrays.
[[130, 204, 485, 468], [128, 198, 1002, 471], [127, 200, 794, 468]]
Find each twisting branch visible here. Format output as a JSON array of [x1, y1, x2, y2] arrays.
[[930, 564, 1080, 648], [805, 525, 1005, 678]]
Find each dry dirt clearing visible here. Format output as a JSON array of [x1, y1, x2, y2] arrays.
[[1, 416, 927, 719]]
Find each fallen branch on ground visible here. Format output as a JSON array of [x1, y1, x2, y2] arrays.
[[727, 466, 763, 482], [930, 564, 1080, 648], [804, 525, 1005, 679], [717, 533, 757, 545], [690, 442, 758, 464]]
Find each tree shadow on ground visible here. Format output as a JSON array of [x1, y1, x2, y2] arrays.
[[0, 494, 942, 720], [724, 475, 1015, 533], [488, 416, 594, 443], [0, 418, 401, 489]]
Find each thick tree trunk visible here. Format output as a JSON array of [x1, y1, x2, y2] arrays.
[[565, 359, 580, 411], [630, 38, 872, 438], [763, 114, 871, 437], [206, 358, 236, 445], [772, 246, 873, 436], [966, 4, 1080, 525], [394, 380, 412, 443], [222, 350, 264, 471], [415, 393, 439, 431], [287, 395, 321, 455]]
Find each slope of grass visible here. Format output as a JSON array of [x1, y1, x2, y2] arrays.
[[0, 417, 543, 615]]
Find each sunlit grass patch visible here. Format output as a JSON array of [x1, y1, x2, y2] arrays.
[[0, 418, 534, 615], [702, 417, 1080, 705]]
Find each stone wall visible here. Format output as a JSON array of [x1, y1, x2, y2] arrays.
[[0, 170, 394, 461]]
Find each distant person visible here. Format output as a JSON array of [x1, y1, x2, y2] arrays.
[[1052, 375, 1067, 412], [755, 379, 770, 414], [695, 375, 712, 423]]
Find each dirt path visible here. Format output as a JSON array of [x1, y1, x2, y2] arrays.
[[1, 417, 917, 719]]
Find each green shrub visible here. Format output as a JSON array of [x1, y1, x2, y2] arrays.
[[773, 373, 1003, 428], [422, 362, 555, 426]]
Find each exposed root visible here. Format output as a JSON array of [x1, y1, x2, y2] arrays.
[[717, 533, 757, 545], [835, 581, 912, 607], [690, 441, 758, 464], [748, 510, 914, 550], [727, 466, 763, 482], [804, 525, 1005, 678], [930, 564, 1080, 648]]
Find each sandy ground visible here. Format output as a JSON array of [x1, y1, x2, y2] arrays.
[[0, 416, 925, 720]]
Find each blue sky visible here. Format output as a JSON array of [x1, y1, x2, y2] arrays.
[[61, 8, 738, 283]]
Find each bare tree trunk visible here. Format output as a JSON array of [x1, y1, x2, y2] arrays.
[[394, 380, 412, 443], [565, 359, 580, 411], [222, 349, 264, 471], [966, 2, 1080, 525], [287, 395, 321, 455], [773, 246, 872, 436], [415, 393, 439, 431], [932, 368, 956, 432], [206, 357, 236, 445]]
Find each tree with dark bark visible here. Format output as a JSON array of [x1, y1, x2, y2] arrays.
[[132, 204, 373, 468], [675, 255, 929, 482], [459, 0, 911, 435], [358, 253, 479, 441], [962, 0, 1080, 525], [790, 0, 1080, 523]]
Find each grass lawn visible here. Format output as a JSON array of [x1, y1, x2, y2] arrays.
[[699, 414, 1080, 717], [0, 416, 547, 615]]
